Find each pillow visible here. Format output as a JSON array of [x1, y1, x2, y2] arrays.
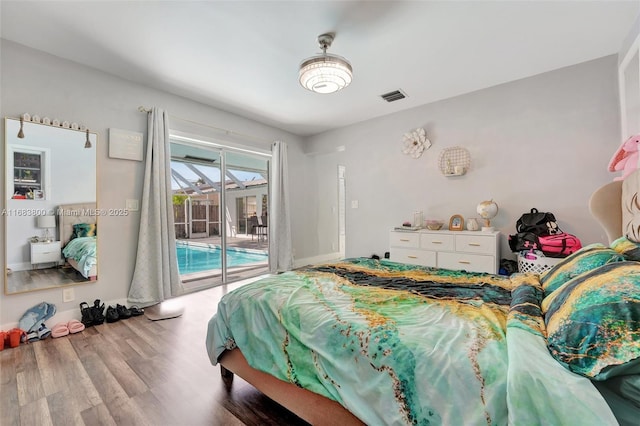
[[72, 223, 97, 239], [543, 261, 640, 380], [539, 243, 625, 296], [611, 236, 640, 261], [601, 375, 640, 408]]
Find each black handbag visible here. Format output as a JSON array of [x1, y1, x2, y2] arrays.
[[516, 208, 559, 235], [508, 232, 540, 252]]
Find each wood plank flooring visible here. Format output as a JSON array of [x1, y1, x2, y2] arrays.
[[0, 281, 309, 426]]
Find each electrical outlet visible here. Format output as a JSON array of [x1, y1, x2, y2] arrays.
[[126, 199, 139, 211], [63, 288, 75, 302]]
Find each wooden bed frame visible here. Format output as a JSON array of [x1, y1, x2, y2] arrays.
[[57, 201, 98, 280], [218, 171, 640, 425], [219, 348, 364, 425]]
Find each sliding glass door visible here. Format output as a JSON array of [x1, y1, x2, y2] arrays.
[[170, 140, 270, 291]]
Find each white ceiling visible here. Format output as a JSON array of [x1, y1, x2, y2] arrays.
[[1, 1, 639, 136]]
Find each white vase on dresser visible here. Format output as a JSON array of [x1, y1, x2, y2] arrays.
[[389, 229, 500, 274]]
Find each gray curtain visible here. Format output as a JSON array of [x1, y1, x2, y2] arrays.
[[269, 141, 293, 272], [128, 108, 183, 305]]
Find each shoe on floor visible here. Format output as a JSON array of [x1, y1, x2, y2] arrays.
[[129, 305, 144, 316], [106, 306, 119, 323], [116, 304, 131, 319], [26, 324, 50, 342], [80, 302, 94, 327]]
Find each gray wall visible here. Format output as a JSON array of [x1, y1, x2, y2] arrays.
[[305, 56, 621, 260], [0, 40, 311, 326], [0, 40, 625, 327]]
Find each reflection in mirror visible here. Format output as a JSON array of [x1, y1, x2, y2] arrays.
[[4, 118, 97, 294]]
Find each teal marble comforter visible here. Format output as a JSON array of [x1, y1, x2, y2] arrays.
[[206, 258, 617, 425], [62, 236, 96, 278]]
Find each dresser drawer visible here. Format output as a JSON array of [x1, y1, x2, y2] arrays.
[[421, 233, 454, 251], [389, 248, 436, 267], [455, 234, 496, 255], [390, 232, 420, 248], [438, 252, 495, 274], [31, 241, 61, 265]]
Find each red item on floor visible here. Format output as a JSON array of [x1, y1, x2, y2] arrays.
[[6, 328, 26, 348]]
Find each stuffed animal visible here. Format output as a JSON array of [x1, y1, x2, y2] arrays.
[[609, 134, 640, 181]]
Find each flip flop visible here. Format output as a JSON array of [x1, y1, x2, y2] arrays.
[[51, 323, 70, 338], [67, 319, 85, 334]]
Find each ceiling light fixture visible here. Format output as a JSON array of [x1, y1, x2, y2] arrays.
[[299, 33, 352, 94]]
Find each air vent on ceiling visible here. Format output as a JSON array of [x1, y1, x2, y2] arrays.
[[380, 89, 407, 103]]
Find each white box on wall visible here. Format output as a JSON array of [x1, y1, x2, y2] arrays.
[[109, 128, 143, 161]]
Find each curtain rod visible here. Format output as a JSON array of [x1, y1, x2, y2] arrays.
[[138, 106, 270, 144]]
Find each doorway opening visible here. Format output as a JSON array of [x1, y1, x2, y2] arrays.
[[170, 139, 270, 291]]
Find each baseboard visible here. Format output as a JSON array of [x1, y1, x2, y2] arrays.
[[293, 252, 343, 269]]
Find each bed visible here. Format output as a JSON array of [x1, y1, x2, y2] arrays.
[[57, 202, 98, 280], [205, 173, 640, 425]]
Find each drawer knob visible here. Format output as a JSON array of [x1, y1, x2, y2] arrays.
[[469, 243, 481, 247], [400, 239, 410, 242], [458, 260, 471, 264], [432, 241, 443, 244], [407, 255, 418, 259]]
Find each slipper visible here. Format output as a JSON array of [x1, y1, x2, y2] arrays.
[[51, 323, 70, 338], [67, 319, 85, 334]]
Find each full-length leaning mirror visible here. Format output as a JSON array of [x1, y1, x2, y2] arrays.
[[4, 117, 97, 294]]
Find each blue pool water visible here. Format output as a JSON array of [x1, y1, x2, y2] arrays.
[[176, 244, 267, 274]]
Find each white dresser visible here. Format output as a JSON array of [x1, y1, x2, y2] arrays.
[[30, 241, 62, 268], [389, 229, 500, 274]]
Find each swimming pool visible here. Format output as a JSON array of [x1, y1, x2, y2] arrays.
[[176, 243, 268, 274]]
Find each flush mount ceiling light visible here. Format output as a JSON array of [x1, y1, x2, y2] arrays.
[[299, 33, 353, 94]]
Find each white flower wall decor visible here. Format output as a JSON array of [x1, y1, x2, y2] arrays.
[[402, 127, 431, 159]]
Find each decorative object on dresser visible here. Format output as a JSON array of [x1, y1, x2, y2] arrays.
[[466, 217, 480, 231], [412, 210, 424, 227], [477, 199, 499, 231], [448, 214, 464, 231], [425, 219, 444, 230], [389, 228, 500, 273]]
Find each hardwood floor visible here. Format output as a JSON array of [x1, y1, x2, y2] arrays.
[[0, 280, 309, 426]]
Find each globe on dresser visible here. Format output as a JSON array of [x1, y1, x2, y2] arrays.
[[477, 200, 499, 232]]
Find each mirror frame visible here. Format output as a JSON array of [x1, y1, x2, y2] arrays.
[[4, 117, 98, 295]]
